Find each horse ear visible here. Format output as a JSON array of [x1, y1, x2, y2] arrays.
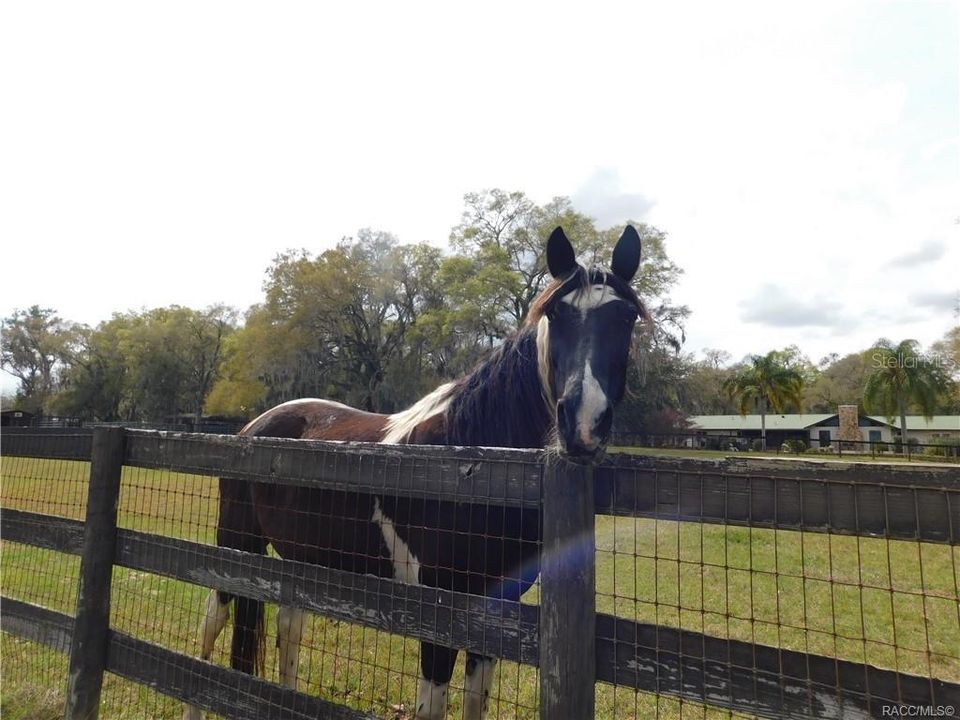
[[611, 225, 642, 282], [546, 227, 577, 278]]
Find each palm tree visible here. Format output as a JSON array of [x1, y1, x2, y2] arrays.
[[723, 351, 805, 450], [863, 339, 947, 445]]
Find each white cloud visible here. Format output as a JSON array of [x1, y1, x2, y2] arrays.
[[886, 240, 947, 268], [571, 168, 655, 228], [739, 285, 853, 329], [909, 290, 959, 312]]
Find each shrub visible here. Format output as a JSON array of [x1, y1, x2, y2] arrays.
[[926, 437, 960, 458], [782, 439, 807, 453]]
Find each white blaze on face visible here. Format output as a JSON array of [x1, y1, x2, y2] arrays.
[[560, 283, 619, 315], [577, 361, 608, 447], [558, 281, 615, 448]]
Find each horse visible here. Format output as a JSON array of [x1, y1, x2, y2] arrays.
[[183, 226, 646, 720]]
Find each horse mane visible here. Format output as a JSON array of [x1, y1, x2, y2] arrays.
[[443, 327, 554, 449]]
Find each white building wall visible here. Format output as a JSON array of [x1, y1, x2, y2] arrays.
[[906, 430, 959, 445], [807, 425, 896, 446]]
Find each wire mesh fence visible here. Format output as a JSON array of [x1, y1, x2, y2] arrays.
[[610, 431, 960, 462], [593, 457, 960, 719], [2, 428, 959, 719], [2, 437, 87, 719], [107, 451, 543, 719]]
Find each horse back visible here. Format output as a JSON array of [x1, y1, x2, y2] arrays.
[[240, 398, 389, 442], [218, 399, 386, 554]]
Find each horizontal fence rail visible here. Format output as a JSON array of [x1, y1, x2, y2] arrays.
[[2, 597, 74, 655], [8, 428, 958, 537], [3, 428, 959, 719], [2, 426, 94, 460], [124, 430, 544, 507], [0, 597, 377, 720], [1, 507, 540, 666], [595, 454, 960, 543], [596, 614, 960, 718]]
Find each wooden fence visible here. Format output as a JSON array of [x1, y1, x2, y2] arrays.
[[2, 427, 960, 719]]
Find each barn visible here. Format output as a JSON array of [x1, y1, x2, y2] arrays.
[[0, 410, 34, 427]]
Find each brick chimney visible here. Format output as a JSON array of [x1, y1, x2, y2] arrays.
[[837, 405, 863, 443]]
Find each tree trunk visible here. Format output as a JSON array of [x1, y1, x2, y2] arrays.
[[898, 392, 908, 449], [760, 397, 767, 451]]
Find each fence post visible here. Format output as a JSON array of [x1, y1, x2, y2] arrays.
[[539, 457, 596, 720], [66, 427, 126, 720]]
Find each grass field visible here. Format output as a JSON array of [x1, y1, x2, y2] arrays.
[[2, 455, 958, 720]]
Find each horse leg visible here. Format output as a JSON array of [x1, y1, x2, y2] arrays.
[[416, 641, 458, 719], [217, 478, 267, 675], [463, 653, 497, 720], [200, 590, 232, 658], [276, 606, 306, 689], [181, 590, 231, 720]]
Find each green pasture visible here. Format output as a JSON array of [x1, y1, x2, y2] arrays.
[[610, 445, 959, 465], [2, 457, 957, 720]]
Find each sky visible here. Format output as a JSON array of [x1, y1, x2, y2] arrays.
[[2, 1, 958, 394]]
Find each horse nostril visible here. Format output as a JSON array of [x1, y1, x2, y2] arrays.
[[597, 407, 613, 438], [556, 398, 577, 430], [555, 398, 579, 451]]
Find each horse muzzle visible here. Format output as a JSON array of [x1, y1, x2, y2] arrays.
[[556, 397, 611, 463]]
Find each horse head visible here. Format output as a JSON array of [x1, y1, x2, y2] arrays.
[[531, 226, 644, 461]]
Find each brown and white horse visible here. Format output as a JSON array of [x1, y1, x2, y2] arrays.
[[184, 226, 645, 720]]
